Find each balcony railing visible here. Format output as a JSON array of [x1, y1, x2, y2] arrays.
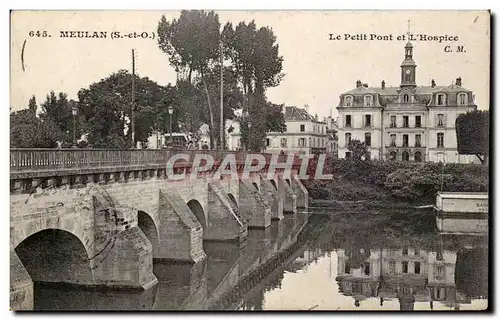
[[10, 149, 291, 174]]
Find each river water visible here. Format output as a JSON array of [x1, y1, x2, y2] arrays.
[[33, 208, 488, 311]]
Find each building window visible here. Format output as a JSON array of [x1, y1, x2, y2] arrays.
[[414, 248, 420, 256], [402, 247, 408, 256], [390, 134, 396, 146], [389, 260, 396, 274], [403, 116, 409, 128], [280, 138, 287, 148], [437, 114, 444, 126], [344, 262, 350, 274], [345, 151, 352, 159], [402, 261, 409, 274], [402, 151, 410, 161], [345, 133, 351, 147], [403, 134, 409, 147], [437, 94, 446, 106], [435, 287, 445, 300], [458, 93, 468, 105], [365, 114, 372, 127], [345, 96, 352, 107], [390, 116, 397, 128], [298, 138, 306, 147], [364, 95, 373, 107], [415, 116, 421, 127], [414, 262, 421, 274], [436, 251, 443, 261], [389, 151, 397, 160], [414, 151, 422, 162], [437, 132, 444, 148], [364, 263, 370, 276], [436, 266, 444, 280], [300, 124, 305, 132], [415, 134, 422, 147], [403, 94, 409, 103], [365, 133, 371, 147], [266, 138, 270, 147], [345, 115, 352, 127]]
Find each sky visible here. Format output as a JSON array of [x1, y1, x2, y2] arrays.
[[10, 10, 490, 119]]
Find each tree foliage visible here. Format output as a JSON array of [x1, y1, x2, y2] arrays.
[[77, 70, 174, 148], [347, 139, 371, 161], [222, 20, 285, 151], [10, 109, 62, 148], [456, 110, 489, 164], [158, 10, 222, 148]]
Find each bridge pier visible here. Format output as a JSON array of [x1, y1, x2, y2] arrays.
[[238, 180, 271, 229], [10, 250, 33, 311], [206, 182, 247, 242], [279, 176, 297, 214], [91, 194, 158, 290], [157, 190, 206, 263], [260, 176, 284, 221], [290, 176, 309, 209]]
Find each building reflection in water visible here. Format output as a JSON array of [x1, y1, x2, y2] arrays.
[[335, 241, 486, 311], [33, 212, 487, 311]]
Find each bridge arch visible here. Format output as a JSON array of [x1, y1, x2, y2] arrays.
[[270, 179, 278, 190], [227, 193, 238, 209], [138, 211, 159, 257], [15, 229, 94, 285], [187, 199, 206, 229]]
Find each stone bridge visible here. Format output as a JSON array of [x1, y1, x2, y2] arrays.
[[9, 149, 309, 310]]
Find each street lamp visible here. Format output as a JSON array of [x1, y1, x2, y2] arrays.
[[71, 104, 78, 148], [168, 105, 173, 147]]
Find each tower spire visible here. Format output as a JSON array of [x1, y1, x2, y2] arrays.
[[407, 19, 411, 40], [400, 19, 416, 88]]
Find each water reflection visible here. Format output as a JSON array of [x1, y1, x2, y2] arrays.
[[34, 210, 488, 311]]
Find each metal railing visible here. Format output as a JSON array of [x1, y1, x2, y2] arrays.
[[10, 149, 291, 173]]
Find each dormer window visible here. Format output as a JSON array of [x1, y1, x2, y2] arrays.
[[436, 93, 446, 106], [345, 95, 352, 107], [403, 94, 409, 103], [364, 95, 373, 107], [458, 93, 468, 105]]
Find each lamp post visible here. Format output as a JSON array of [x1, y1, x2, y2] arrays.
[[168, 105, 173, 147], [71, 104, 78, 148]]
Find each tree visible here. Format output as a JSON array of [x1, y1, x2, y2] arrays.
[[456, 110, 489, 164], [265, 102, 287, 133], [222, 21, 285, 151], [347, 139, 371, 161], [157, 10, 221, 149], [28, 96, 37, 115], [77, 70, 173, 148], [40, 91, 74, 144], [10, 109, 62, 148]]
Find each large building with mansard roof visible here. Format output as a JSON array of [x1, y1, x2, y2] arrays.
[[336, 40, 479, 163]]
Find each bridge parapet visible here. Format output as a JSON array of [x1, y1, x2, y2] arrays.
[[10, 149, 298, 179]]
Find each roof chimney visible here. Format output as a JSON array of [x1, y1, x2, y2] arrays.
[[356, 80, 362, 88], [303, 104, 309, 114], [381, 80, 386, 89], [431, 79, 436, 88], [456, 77, 462, 86]]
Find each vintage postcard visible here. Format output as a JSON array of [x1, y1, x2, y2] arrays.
[[9, 10, 490, 311]]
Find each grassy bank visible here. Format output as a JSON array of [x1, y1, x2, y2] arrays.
[[302, 158, 488, 208]]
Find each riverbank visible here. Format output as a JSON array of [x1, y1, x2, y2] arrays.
[[302, 158, 488, 208]]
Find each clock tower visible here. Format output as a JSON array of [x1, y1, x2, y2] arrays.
[[401, 21, 417, 88]]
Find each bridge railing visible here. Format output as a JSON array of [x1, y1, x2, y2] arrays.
[[10, 149, 292, 173]]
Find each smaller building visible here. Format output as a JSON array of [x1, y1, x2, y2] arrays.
[[229, 105, 329, 154]]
